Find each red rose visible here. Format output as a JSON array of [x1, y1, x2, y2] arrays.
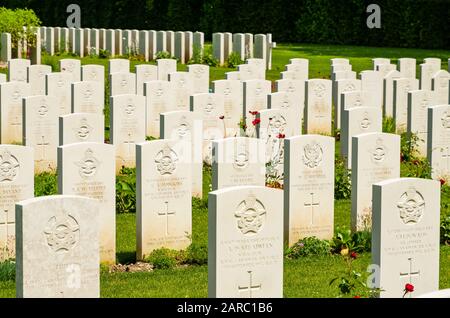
[[404, 283, 414, 293], [252, 118, 261, 126], [277, 133, 285, 139], [440, 178, 446, 186], [219, 115, 225, 120], [249, 111, 259, 116], [350, 251, 358, 259], [353, 295, 361, 298]]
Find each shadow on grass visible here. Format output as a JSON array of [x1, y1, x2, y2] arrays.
[[116, 251, 136, 264]]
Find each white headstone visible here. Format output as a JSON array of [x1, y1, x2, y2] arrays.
[[427, 105, 450, 182], [372, 178, 440, 298], [275, 79, 305, 122], [46, 72, 72, 115], [22, 95, 58, 173], [109, 72, 136, 96], [139, 30, 149, 62], [213, 79, 242, 137], [0, 81, 31, 143], [398, 58, 417, 78], [58, 142, 115, 263], [212, 137, 265, 191], [420, 63, 440, 91], [284, 135, 335, 244], [27, 65, 52, 96], [212, 33, 224, 66], [135, 64, 157, 95], [15, 195, 100, 298], [7, 59, 30, 82], [169, 71, 194, 111], [59, 59, 81, 82], [136, 140, 192, 259], [431, 70, 450, 104], [59, 113, 104, 146], [233, 33, 245, 60], [268, 91, 302, 135], [71, 81, 104, 114], [208, 185, 283, 298], [81, 64, 105, 95], [376, 63, 397, 77], [304, 79, 332, 135], [157, 58, 177, 81], [393, 78, 419, 132], [108, 59, 130, 74], [334, 79, 361, 129], [243, 79, 271, 127], [372, 58, 390, 70], [105, 29, 115, 56], [383, 70, 402, 117], [110, 94, 146, 171], [174, 31, 185, 64], [0, 145, 33, 260], [188, 64, 209, 94], [156, 31, 167, 53], [144, 80, 175, 138], [160, 110, 203, 198], [351, 132, 400, 232], [360, 70, 383, 110]]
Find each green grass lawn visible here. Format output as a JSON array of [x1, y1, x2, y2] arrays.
[[1, 43, 450, 298]]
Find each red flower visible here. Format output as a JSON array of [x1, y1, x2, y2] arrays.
[[350, 251, 358, 259], [277, 133, 285, 139], [252, 118, 261, 126], [219, 115, 225, 120], [404, 283, 414, 293], [249, 111, 259, 116], [353, 295, 361, 298], [440, 178, 446, 186]]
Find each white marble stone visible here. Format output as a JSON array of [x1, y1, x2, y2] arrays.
[[71, 81, 104, 114], [156, 31, 167, 53], [213, 79, 242, 137], [383, 70, 402, 117], [46, 72, 72, 115], [144, 80, 175, 138], [135, 64, 157, 95], [169, 71, 194, 111], [0, 145, 34, 260], [27, 65, 52, 96], [110, 94, 146, 171], [351, 133, 400, 231], [157, 58, 177, 81], [213, 33, 224, 66], [431, 70, 450, 104], [59, 113, 104, 146], [174, 31, 185, 64], [22, 95, 58, 173], [212, 137, 265, 191], [376, 63, 397, 77], [334, 79, 361, 130], [81, 64, 105, 96], [393, 78, 419, 132], [427, 105, 450, 182], [109, 72, 136, 96], [398, 58, 417, 79], [243, 79, 271, 128], [304, 79, 332, 135], [58, 142, 115, 263], [275, 79, 305, 123], [360, 70, 383, 110], [284, 135, 335, 245], [268, 91, 302, 135], [420, 63, 440, 91], [136, 140, 192, 259], [15, 195, 100, 297], [208, 185, 283, 298], [160, 110, 203, 198], [7, 59, 30, 82], [372, 178, 440, 298], [188, 64, 209, 94], [108, 58, 130, 74], [0, 81, 31, 143], [59, 59, 81, 82]]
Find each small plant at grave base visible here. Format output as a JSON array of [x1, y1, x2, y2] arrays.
[[329, 251, 377, 298], [188, 44, 203, 65], [185, 242, 208, 265], [225, 51, 243, 68], [201, 46, 218, 67], [286, 237, 331, 258], [441, 215, 450, 245], [382, 116, 395, 133], [0, 259, 15, 282], [146, 135, 158, 141], [155, 51, 173, 60], [334, 155, 351, 200], [400, 132, 422, 163], [34, 172, 58, 197], [330, 227, 371, 255], [146, 248, 180, 270], [116, 167, 136, 214], [99, 49, 111, 59]]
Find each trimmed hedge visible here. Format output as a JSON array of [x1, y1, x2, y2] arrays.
[[3, 0, 449, 49]]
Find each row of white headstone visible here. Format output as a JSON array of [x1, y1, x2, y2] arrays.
[[38, 27, 205, 63], [212, 32, 275, 70], [0, 31, 41, 64]]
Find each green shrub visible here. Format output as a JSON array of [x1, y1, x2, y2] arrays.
[[146, 248, 178, 269], [35, 172, 58, 197], [0, 260, 15, 282], [400, 132, 419, 162], [188, 44, 203, 65], [331, 228, 372, 254], [286, 237, 331, 258], [201, 46, 218, 67], [185, 243, 208, 265], [334, 155, 351, 200], [99, 49, 111, 59], [155, 51, 174, 60], [382, 117, 395, 133], [225, 51, 243, 68], [116, 167, 136, 214], [441, 216, 450, 245]]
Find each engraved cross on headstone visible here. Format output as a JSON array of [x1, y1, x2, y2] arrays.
[[400, 257, 420, 297], [0, 209, 14, 247], [304, 192, 320, 225], [37, 135, 50, 161], [157, 201, 176, 236], [238, 271, 261, 298], [123, 131, 135, 158]]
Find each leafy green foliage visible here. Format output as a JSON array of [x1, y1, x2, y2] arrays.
[[185, 242, 208, 265], [382, 116, 395, 133], [331, 228, 371, 254], [286, 237, 331, 258], [334, 155, 351, 200], [99, 49, 111, 59], [0, 7, 41, 52], [116, 167, 136, 214], [201, 46, 218, 67], [155, 51, 174, 60], [34, 172, 57, 197], [0, 260, 15, 282], [441, 216, 450, 245], [225, 51, 243, 68], [146, 248, 178, 270], [188, 44, 203, 65]]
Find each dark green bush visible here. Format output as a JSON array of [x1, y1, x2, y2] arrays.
[[185, 243, 208, 265], [286, 237, 331, 258], [0, 260, 15, 282], [331, 227, 372, 254], [225, 51, 243, 68], [334, 155, 351, 200], [116, 167, 136, 214], [35, 172, 58, 197], [146, 248, 178, 269]]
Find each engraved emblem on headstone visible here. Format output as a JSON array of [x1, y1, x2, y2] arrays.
[[397, 187, 425, 224], [12, 88, 21, 101], [84, 85, 93, 101], [314, 83, 326, 98], [156, 86, 164, 97], [204, 97, 215, 115], [344, 83, 356, 92], [76, 148, 99, 179], [268, 114, 286, 136], [124, 101, 135, 116], [441, 111, 450, 129], [233, 141, 249, 170], [120, 78, 128, 88], [0, 150, 20, 182], [234, 193, 266, 235], [302, 141, 323, 168], [57, 78, 64, 88], [75, 118, 92, 140], [154, 144, 178, 175], [44, 210, 80, 254], [38, 100, 48, 117], [370, 138, 386, 163], [177, 117, 190, 138], [360, 112, 371, 129]]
